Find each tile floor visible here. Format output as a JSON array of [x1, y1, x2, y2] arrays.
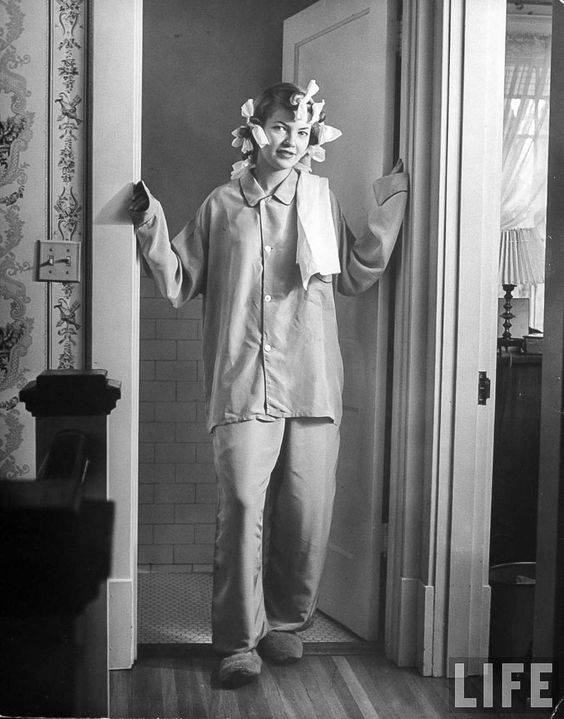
[[138, 572, 361, 644]]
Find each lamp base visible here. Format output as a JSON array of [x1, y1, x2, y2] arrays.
[[498, 284, 524, 353]]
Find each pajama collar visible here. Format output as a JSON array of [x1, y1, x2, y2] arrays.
[[239, 169, 341, 289]]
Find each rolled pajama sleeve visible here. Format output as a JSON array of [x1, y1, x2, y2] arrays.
[[130, 181, 208, 307], [337, 168, 408, 296]]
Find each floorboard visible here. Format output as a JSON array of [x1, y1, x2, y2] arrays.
[[110, 649, 552, 719]]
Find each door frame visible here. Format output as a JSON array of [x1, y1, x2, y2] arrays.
[[87, 0, 507, 676], [89, 0, 143, 670], [387, 0, 505, 676], [534, 1, 564, 669]]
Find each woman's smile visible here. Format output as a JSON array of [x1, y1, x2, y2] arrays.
[[277, 148, 296, 159], [255, 107, 312, 178]]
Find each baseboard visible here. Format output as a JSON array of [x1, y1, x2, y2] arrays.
[[109, 578, 135, 669]]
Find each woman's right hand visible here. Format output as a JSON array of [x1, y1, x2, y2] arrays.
[[129, 180, 150, 213]]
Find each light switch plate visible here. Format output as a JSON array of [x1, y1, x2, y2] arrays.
[[37, 240, 81, 282]]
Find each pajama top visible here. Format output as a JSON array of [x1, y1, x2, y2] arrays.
[[132, 167, 408, 432]]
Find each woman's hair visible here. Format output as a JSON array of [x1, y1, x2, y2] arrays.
[[242, 82, 327, 160]]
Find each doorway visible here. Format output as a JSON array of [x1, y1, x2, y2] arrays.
[[135, 0, 384, 650], [489, 0, 551, 662], [91, 0, 534, 674], [132, 0, 508, 670]]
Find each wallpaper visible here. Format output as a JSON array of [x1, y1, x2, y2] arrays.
[[0, 0, 86, 478]]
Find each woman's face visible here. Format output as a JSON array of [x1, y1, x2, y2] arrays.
[[256, 107, 311, 174]]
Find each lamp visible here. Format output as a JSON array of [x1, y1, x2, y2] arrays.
[[498, 227, 545, 351]]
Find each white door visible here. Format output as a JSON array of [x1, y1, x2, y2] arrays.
[[284, 0, 399, 640]]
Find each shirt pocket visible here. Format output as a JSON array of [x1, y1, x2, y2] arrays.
[[304, 274, 335, 308]]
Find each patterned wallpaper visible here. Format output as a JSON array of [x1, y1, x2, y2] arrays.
[[0, 0, 87, 478], [49, 0, 86, 369]]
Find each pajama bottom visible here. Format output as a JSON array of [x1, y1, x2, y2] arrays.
[[211, 417, 340, 655]]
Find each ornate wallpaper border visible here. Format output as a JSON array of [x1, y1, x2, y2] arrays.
[[50, 0, 86, 369], [0, 0, 87, 477], [0, 0, 34, 477]]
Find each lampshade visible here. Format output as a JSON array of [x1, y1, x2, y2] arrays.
[[498, 227, 545, 286]]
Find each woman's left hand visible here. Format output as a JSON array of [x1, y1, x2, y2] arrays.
[[129, 180, 150, 213]]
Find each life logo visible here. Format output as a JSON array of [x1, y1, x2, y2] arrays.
[[449, 659, 557, 713]]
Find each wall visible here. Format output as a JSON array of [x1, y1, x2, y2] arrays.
[[138, 0, 317, 572], [1, 0, 88, 479]]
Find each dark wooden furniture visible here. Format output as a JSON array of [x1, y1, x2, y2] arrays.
[[0, 370, 120, 718], [490, 352, 542, 567]]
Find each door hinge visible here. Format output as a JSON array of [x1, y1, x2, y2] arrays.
[[478, 371, 491, 405]]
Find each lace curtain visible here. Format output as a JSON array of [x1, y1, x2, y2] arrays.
[[501, 30, 551, 331]]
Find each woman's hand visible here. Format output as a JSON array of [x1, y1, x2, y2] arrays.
[[129, 180, 150, 213]]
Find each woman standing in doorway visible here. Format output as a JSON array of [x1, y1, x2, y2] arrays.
[[130, 80, 407, 687]]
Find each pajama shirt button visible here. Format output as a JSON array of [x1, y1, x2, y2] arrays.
[[264, 344, 272, 352], [264, 294, 272, 302], [264, 245, 273, 253]]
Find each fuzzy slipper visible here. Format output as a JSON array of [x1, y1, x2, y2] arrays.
[[218, 649, 262, 687], [258, 631, 303, 665]]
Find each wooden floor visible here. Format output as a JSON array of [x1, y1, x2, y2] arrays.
[[110, 647, 551, 719]]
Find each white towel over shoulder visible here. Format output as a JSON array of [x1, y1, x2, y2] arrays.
[[295, 171, 341, 289]]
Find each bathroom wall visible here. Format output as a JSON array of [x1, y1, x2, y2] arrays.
[[138, 0, 317, 572]]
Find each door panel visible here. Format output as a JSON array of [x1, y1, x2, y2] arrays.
[[284, 0, 398, 640]]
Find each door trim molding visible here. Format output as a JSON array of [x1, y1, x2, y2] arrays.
[[387, 0, 505, 676], [109, 579, 136, 669], [89, 0, 143, 670], [386, 0, 439, 674]]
